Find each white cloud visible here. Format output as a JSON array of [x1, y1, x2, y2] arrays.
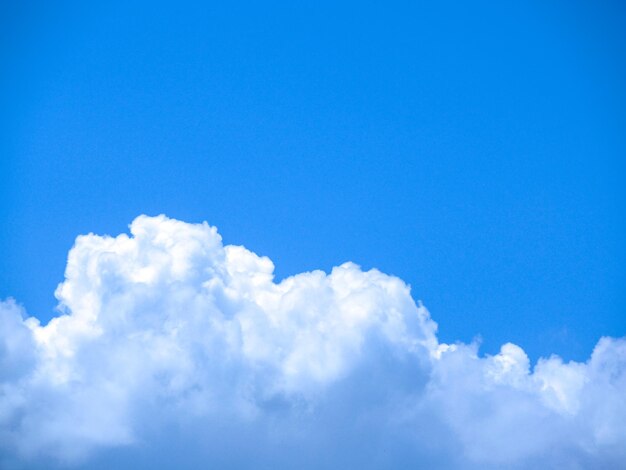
[[0, 215, 624, 468]]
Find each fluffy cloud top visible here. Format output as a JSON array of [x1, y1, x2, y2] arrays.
[[1, 215, 624, 468]]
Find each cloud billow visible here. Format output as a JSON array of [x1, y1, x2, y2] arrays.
[[1, 215, 624, 468]]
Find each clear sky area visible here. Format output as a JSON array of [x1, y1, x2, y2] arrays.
[[3, 0, 624, 361], [1, 2, 625, 467]]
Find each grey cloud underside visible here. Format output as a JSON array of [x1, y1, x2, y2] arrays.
[[1, 215, 624, 469]]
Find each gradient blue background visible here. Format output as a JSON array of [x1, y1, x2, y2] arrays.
[[1, 0, 625, 362]]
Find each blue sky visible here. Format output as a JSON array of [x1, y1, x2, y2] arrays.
[[0, 2, 625, 467], [2, 0, 624, 361]]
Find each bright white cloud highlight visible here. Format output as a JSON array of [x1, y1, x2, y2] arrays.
[[1, 215, 624, 468]]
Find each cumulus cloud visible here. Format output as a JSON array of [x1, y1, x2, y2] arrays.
[[0, 215, 624, 468]]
